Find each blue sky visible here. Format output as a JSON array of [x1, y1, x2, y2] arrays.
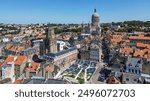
[[0, 0, 150, 24]]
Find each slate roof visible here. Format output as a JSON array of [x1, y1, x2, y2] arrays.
[[45, 47, 77, 57], [23, 77, 67, 84]]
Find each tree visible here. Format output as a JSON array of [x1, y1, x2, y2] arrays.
[[69, 36, 75, 45]]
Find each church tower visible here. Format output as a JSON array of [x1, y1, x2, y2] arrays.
[[90, 9, 103, 62], [92, 9, 100, 27], [48, 28, 57, 53], [91, 9, 101, 35]]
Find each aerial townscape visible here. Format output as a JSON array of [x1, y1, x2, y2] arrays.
[[0, 8, 150, 84]]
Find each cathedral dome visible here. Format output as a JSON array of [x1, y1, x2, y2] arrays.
[[92, 13, 99, 18], [92, 9, 99, 18]]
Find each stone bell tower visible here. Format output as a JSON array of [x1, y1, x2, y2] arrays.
[[48, 28, 57, 53]]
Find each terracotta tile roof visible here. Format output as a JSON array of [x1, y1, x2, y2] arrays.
[[143, 49, 149, 53], [144, 54, 148, 58], [110, 34, 123, 44], [111, 39, 121, 43], [26, 62, 40, 72], [17, 47, 24, 52], [2, 55, 26, 67], [125, 40, 130, 43], [133, 51, 144, 57], [120, 48, 133, 55], [129, 35, 150, 40], [2, 55, 14, 66], [62, 34, 72, 39], [14, 80, 22, 84], [144, 49, 150, 59], [136, 43, 150, 49], [131, 48, 150, 59], [15, 56, 26, 66], [136, 43, 145, 47], [145, 44, 150, 49]]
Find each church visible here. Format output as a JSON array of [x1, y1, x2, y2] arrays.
[[82, 9, 101, 35], [41, 27, 78, 68], [79, 9, 103, 62]]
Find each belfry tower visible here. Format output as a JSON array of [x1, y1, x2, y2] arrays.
[[48, 28, 57, 53]]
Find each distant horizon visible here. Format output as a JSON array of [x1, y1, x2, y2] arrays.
[[0, 0, 150, 24], [1, 20, 150, 25]]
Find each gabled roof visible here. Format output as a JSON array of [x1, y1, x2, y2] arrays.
[[15, 56, 26, 66], [1, 55, 26, 67], [120, 48, 133, 55], [2, 55, 14, 66], [129, 35, 150, 40], [26, 62, 40, 72]]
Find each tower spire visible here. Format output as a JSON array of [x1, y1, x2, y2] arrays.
[[94, 8, 97, 13]]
